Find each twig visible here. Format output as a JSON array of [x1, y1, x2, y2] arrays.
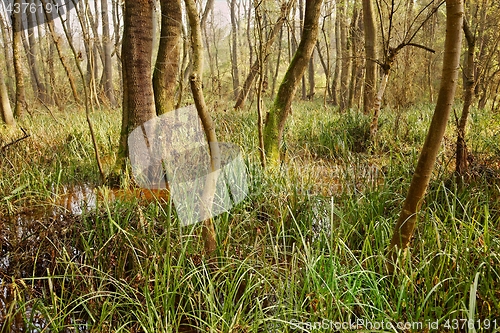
[[1, 127, 30, 152], [39, 99, 64, 125]]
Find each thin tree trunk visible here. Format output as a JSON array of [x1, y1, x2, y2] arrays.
[[271, 26, 283, 98], [339, 0, 350, 111], [332, 1, 341, 106], [234, 2, 291, 110], [308, 52, 315, 99], [370, 71, 389, 139], [229, 0, 240, 99], [348, 4, 360, 109], [0, 14, 13, 80], [185, 0, 220, 256], [455, 18, 475, 177], [153, 0, 182, 115], [299, 0, 307, 100], [263, 0, 323, 164], [245, 0, 253, 69], [13, 0, 27, 118], [362, 1, 377, 114], [387, 0, 464, 274], [59, 3, 105, 182], [42, 1, 81, 104], [0, 64, 14, 125], [25, 9, 50, 104], [102, 0, 116, 105]]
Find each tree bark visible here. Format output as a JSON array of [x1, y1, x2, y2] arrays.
[[12, 0, 27, 118], [362, 0, 377, 114], [0, 14, 13, 80], [263, 0, 323, 164], [184, 0, 220, 256], [153, 0, 182, 115], [0, 64, 14, 126], [387, 0, 464, 273], [307, 52, 315, 99], [234, 1, 290, 110], [25, 10, 50, 104], [229, 0, 240, 99], [332, 1, 341, 106], [102, 0, 116, 106], [339, 0, 350, 110], [455, 18, 475, 178], [347, 4, 360, 109], [42, 0, 81, 104], [118, 0, 157, 162]]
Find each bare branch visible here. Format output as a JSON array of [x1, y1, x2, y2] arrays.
[[405, 43, 435, 53]]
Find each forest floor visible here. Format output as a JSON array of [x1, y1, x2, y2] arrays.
[[1, 99, 499, 332]]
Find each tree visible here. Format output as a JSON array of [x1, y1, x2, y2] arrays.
[[118, 0, 157, 163], [387, 0, 464, 273], [369, 0, 440, 140], [153, 0, 182, 115], [42, 0, 81, 104], [455, 18, 475, 178], [234, 1, 291, 110], [12, 0, 27, 118], [184, 0, 220, 255], [362, 0, 378, 114], [229, 0, 240, 99], [0, 63, 14, 126], [25, 9, 50, 104], [263, 0, 323, 164], [101, 0, 116, 106]]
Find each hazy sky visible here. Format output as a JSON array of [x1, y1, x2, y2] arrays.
[[213, 0, 231, 27]]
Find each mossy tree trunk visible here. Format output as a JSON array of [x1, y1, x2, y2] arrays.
[[263, 0, 323, 165], [387, 0, 464, 274], [184, 0, 220, 256], [153, 0, 182, 115]]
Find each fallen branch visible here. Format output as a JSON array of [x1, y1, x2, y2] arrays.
[[1, 127, 30, 152]]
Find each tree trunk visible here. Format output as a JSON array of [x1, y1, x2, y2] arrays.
[[339, 0, 350, 111], [362, 0, 377, 114], [370, 71, 389, 139], [307, 53, 315, 99], [271, 26, 283, 98], [387, 0, 463, 273], [299, 0, 307, 100], [0, 64, 14, 126], [0, 14, 13, 80], [229, 0, 240, 99], [42, 0, 81, 104], [12, 0, 27, 118], [184, 0, 220, 256], [118, 0, 157, 162], [234, 2, 290, 110], [153, 0, 182, 115], [455, 18, 475, 178], [25, 10, 50, 104], [263, 0, 323, 164], [332, 1, 341, 106], [102, 0, 116, 106], [347, 4, 360, 109]]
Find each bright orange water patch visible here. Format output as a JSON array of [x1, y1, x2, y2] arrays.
[[54, 184, 170, 214]]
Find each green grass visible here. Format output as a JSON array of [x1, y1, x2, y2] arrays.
[[1, 99, 499, 332]]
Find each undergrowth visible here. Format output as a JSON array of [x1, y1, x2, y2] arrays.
[[0, 100, 499, 332]]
